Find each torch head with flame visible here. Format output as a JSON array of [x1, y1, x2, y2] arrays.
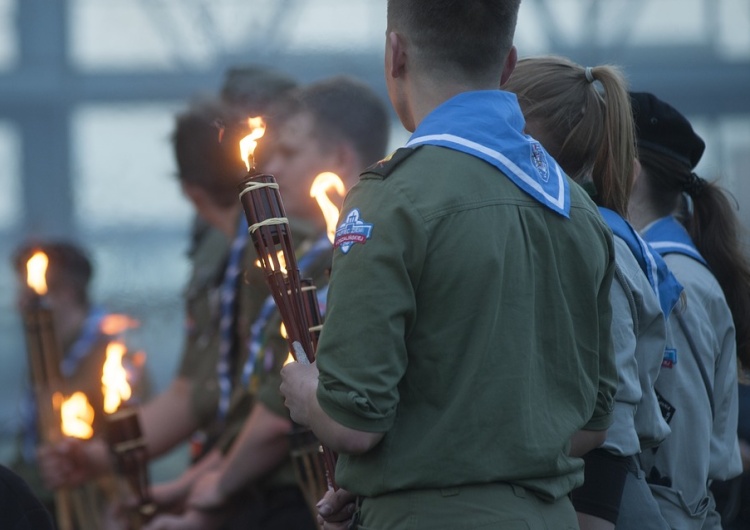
[[102, 341, 133, 414], [239, 117, 266, 172], [25, 251, 49, 298]]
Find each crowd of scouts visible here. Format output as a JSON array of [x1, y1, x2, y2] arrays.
[[6, 1, 750, 529]]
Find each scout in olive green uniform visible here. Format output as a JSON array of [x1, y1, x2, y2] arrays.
[[280, 4, 618, 528], [177, 220, 229, 461], [316, 131, 616, 528], [156, 220, 323, 529]]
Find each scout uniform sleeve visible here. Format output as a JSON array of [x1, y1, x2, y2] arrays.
[[315, 174, 427, 433], [707, 279, 742, 480], [584, 226, 617, 431]]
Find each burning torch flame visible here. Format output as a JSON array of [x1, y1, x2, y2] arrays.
[[100, 314, 140, 336], [280, 323, 295, 366], [255, 251, 287, 274], [59, 392, 95, 440], [26, 251, 49, 295], [310, 172, 346, 244], [239, 117, 266, 171], [102, 341, 132, 414]]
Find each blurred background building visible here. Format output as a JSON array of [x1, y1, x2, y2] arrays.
[[0, 0, 748, 479]]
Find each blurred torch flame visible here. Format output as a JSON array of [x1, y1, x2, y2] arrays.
[[100, 314, 140, 336], [102, 341, 132, 414], [310, 172, 346, 244], [59, 391, 95, 440], [255, 251, 287, 274], [239, 117, 266, 171], [281, 323, 295, 366], [26, 251, 49, 295]]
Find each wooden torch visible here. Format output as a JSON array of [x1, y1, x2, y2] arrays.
[[236, 118, 338, 504]]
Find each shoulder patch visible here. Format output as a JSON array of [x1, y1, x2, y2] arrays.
[[334, 208, 373, 254], [362, 147, 416, 179]]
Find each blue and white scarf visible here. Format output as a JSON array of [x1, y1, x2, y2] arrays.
[[642, 216, 708, 267], [405, 90, 570, 217], [598, 208, 683, 317], [216, 217, 249, 421]]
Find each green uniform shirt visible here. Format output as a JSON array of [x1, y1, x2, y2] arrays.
[[178, 224, 229, 432], [316, 146, 617, 500]]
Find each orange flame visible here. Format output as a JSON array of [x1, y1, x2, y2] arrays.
[[59, 391, 95, 440], [102, 341, 132, 414], [310, 172, 346, 244], [239, 117, 266, 171], [100, 314, 140, 336], [280, 323, 295, 365], [254, 251, 287, 274], [26, 251, 49, 295]]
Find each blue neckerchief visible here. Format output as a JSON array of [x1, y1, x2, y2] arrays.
[[642, 216, 708, 267], [241, 234, 331, 387], [61, 306, 107, 377], [23, 306, 107, 462], [216, 217, 249, 421], [598, 207, 683, 316], [405, 90, 570, 217]]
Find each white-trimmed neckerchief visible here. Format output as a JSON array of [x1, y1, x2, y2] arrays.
[[405, 90, 571, 218]]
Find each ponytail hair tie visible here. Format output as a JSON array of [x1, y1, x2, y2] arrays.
[[584, 67, 595, 83], [683, 172, 706, 196]]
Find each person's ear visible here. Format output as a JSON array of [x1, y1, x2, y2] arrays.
[[387, 31, 407, 79], [499, 46, 518, 86]]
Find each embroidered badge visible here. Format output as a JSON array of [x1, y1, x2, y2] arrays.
[[655, 389, 676, 424], [334, 208, 373, 254], [661, 347, 677, 369], [530, 141, 550, 183]]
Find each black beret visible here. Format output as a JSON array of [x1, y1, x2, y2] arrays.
[[630, 91, 705, 169]]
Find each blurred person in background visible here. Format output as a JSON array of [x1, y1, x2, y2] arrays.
[[143, 75, 388, 530], [36, 67, 297, 528], [11, 239, 151, 524]]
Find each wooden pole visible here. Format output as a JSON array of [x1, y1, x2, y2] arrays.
[[21, 295, 96, 530]]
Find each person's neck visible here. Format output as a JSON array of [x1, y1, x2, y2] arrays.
[[627, 200, 662, 231], [408, 75, 496, 130], [216, 205, 241, 239]]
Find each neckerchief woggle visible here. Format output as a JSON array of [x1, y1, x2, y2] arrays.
[[216, 216, 248, 421], [598, 207, 683, 317], [22, 306, 107, 462], [642, 215, 708, 267], [240, 233, 332, 388], [405, 90, 570, 217]]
